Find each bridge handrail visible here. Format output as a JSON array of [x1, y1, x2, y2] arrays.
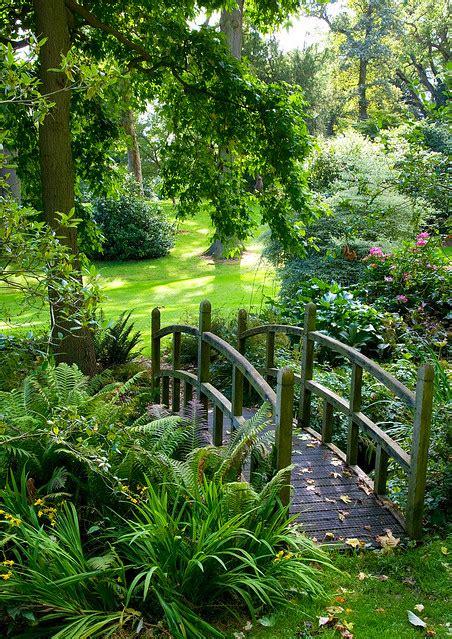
[[151, 300, 433, 540], [237, 302, 433, 539], [151, 302, 294, 506]]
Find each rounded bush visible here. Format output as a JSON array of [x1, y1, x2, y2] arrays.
[[93, 194, 175, 260]]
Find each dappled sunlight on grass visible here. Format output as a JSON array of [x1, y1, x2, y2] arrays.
[[0, 207, 277, 351]]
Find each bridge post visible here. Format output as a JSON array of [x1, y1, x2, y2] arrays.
[[406, 363, 434, 540], [275, 367, 295, 506], [232, 309, 247, 427], [197, 300, 211, 415], [347, 363, 362, 466], [151, 307, 161, 403], [265, 331, 275, 383], [172, 331, 181, 412], [299, 303, 316, 428]]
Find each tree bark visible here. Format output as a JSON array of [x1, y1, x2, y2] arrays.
[[123, 109, 144, 194], [34, 0, 97, 376], [205, 1, 245, 260], [358, 57, 369, 121]]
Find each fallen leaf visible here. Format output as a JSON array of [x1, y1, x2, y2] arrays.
[[330, 471, 342, 479], [440, 546, 448, 555], [324, 532, 335, 540], [363, 525, 371, 531], [426, 629, 436, 636], [306, 442, 319, 448], [335, 596, 346, 603], [358, 572, 368, 580], [407, 610, 427, 628], [331, 458, 342, 466], [306, 485, 317, 491], [306, 479, 316, 484], [358, 480, 372, 495], [326, 606, 344, 614], [376, 529, 400, 550], [338, 510, 350, 522], [345, 538, 364, 549], [374, 574, 389, 581], [325, 497, 336, 503], [318, 615, 333, 627], [243, 621, 253, 631], [343, 469, 353, 477], [340, 495, 352, 504], [414, 604, 425, 613], [335, 623, 354, 638], [345, 608, 353, 614], [375, 608, 385, 613], [234, 633, 245, 639], [300, 467, 312, 473]]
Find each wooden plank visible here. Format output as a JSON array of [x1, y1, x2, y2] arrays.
[[241, 324, 304, 339], [197, 300, 211, 414], [213, 405, 224, 446], [347, 363, 362, 466], [172, 331, 181, 413], [275, 368, 295, 506], [299, 303, 316, 428], [406, 364, 434, 540], [265, 331, 275, 383], [322, 400, 333, 443], [374, 444, 389, 495], [155, 324, 199, 338], [151, 307, 161, 402], [202, 332, 277, 408], [309, 331, 415, 408]]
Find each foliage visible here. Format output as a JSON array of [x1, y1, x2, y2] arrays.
[[362, 234, 451, 329], [94, 311, 143, 369], [379, 120, 451, 233], [0, 332, 48, 392], [0, 195, 102, 335], [92, 190, 175, 261], [272, 277, 397, 357]]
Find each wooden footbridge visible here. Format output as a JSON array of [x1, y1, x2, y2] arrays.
[[151, 300, 434, 544]]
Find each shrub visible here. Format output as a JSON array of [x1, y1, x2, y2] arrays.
[[93, 192, 175, 260], [362, 234, 451, 332]]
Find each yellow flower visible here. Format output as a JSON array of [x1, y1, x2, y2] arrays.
[[2, 560, 14, 566], [34, 498, 45, 506], [0, 571, 12, 580], [37, 510, 44, 518]]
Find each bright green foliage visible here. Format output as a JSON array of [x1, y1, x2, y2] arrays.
[[363, 233, 451, 325], [94, 311, 143, 368], [92, 190, 175, 261]]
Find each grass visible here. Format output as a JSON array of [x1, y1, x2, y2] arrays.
[[227, 538, 451, 639], [0, 206, 277, 353]]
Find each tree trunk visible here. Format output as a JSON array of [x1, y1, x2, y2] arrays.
[[34, 0, 97, 376], [123, 109, 144, 194], [206, 1, 245, 260], [358, 57, 368, 120]]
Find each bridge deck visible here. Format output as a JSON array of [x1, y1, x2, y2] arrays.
[[208, 409, 405, 547], [289, 431, 405, 545]]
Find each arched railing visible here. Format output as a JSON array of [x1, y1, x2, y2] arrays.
[[238, 302, 433, 540], [151, 300, 295, 505], [151, 300, 433, 539]]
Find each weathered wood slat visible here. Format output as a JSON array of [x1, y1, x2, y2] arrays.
[[241, 324, 304, 339], [309, 331, 416, 407], [202, 332, 277, 407], [155, 324, 199, 339]]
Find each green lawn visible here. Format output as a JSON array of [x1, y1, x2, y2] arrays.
[[227, 538, 451, 639], [0, 208, 276, 353]]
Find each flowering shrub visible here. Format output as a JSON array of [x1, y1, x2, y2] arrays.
[[364, 233, 451, 329]]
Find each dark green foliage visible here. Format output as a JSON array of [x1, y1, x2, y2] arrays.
[[0, 333, 48, 392], [92, 192, 175, 261], [277, 253, 368, 292], [94, 311, 142, 368]]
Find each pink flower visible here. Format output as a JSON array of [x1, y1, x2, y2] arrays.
[[397, 294, 408, 303], [403, 272, 410, 280], [369, 246, 384, 257], [390, 265, 396, 270], [384, 276, 393, 282], [415, 232, 429, 247]]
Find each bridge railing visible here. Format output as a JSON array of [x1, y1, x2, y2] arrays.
[[151, 301, 295, 505], [239, 302, 433, 540]]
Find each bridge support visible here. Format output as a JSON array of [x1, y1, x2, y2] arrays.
[[198, 300, 211, 415], [275, 367, 295, 506]]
